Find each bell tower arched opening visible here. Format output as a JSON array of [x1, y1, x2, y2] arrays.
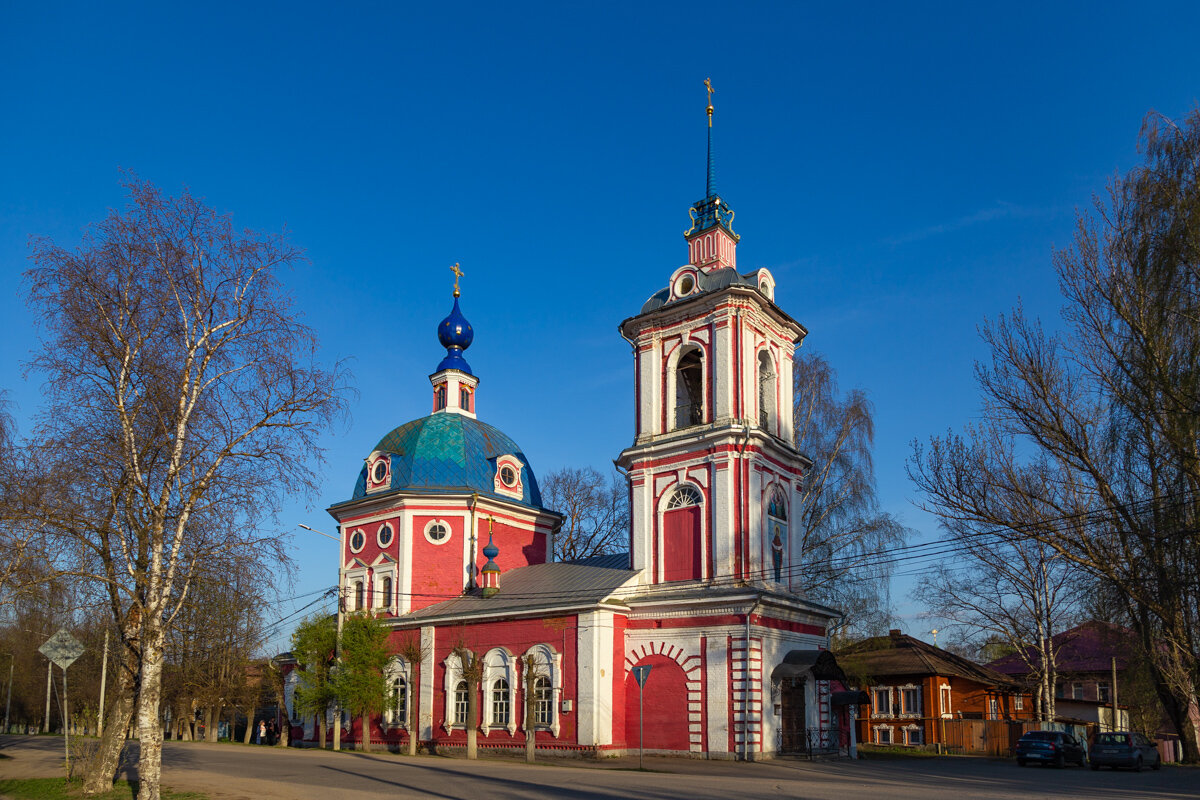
[[673, 346, 704, 430]]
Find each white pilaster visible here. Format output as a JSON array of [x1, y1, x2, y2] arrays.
[[419, 626, 436, 740]]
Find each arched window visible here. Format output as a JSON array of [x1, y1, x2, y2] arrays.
[[354, 581, 364, 611], [379, 576, 392, 610], [758, 350, 776, 433], [674, 347, 704, 429], [533, 676, 553, 726], [767, 486, 788, 583], [453, 680, 469, 725], [434, 384, 447, 411], [481, 648, 516, 734], [491, 679, 510, 726], [384, 662, 407, 727], [521, 644, 561, 736], [663, 485, 703, 581]]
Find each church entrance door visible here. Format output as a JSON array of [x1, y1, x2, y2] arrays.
[[779, 676, 807, 754]]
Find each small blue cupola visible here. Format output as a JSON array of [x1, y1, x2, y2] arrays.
[[430, 264, 481, 417]]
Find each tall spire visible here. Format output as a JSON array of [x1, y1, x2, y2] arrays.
[[684, 78, 739, 267], [705, 77, 715, 198]]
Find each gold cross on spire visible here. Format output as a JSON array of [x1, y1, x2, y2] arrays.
[[704, 77, 714, 127], [450, 262, 464, 297]]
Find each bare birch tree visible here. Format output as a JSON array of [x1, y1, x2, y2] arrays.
[[909, 110, 1200, 761], [25, 178, 350, 797], [793, 352, 908, 639]]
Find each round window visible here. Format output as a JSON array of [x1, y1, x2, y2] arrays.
[[349, 529, 366, 553], [371, 459, 388, 484], [425, 521, 450, 545], [677, 274, 695, 296], [377, 523, 393, 548], [500, 465, 518, 488]]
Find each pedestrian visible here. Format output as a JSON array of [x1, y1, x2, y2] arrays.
[[257, 719, 266, 745]]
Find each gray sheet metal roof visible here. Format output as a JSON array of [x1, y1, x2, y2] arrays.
[[401, 560, 638, 623]]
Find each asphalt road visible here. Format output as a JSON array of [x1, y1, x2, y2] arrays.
[[2, 736, 1196, 800]]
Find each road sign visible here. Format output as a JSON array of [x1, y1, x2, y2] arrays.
[[39, 629, 84, 670], [631, 664, 651, 687]]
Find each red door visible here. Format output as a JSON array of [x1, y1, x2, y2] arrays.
[[663, 506, 701, 581]]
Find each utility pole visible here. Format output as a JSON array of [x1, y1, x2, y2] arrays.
[[1111, 656, 1119, 730], [43, 661, 52, 733], [3, 652, 12, 734], [98, 628, 110, 737]]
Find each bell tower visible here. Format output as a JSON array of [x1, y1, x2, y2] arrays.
[[617, 81, 810, 592]]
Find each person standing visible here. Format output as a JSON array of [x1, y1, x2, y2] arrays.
[[257, 719, 265, 744]]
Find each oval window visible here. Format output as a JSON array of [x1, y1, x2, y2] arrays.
[[349, 529, 366, 553], [500, 465, 518, 488], [371, 459, 388, 483], [425, 521, 450, 545], [377, 523, 393, 548]]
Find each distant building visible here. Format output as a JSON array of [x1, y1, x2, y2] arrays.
[[281, 93, 847, 759], [838, 629, 1033, 747]]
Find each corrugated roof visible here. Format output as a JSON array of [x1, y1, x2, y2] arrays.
[[400, 561, 638, 623]]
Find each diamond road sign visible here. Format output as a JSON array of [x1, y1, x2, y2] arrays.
[[39, 629, 85, 670]]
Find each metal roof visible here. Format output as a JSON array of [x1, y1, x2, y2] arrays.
[[399, 561, 638, 623]]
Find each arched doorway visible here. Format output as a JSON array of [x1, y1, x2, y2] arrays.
[[624, 655, 690, 751]]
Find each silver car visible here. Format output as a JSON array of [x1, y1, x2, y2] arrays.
[[1089, 731, 1161, 771]]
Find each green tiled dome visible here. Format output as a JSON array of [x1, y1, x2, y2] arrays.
[[352, 413, 543, 507]]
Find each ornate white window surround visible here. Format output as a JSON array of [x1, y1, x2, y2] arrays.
[[442, 650, 472, 734], [383, 656, 410, 729], [481, 648, 517, 736], [870, 685, 894, 719], [520, 644, 562, 738], [898, 683, 922, 718]]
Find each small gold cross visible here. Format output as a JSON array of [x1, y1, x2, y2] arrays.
[[450, 262, 464, 296]]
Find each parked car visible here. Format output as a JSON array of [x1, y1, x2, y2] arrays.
[[1089, 731, 1161, 771], [1015, 730, 1088, 767]]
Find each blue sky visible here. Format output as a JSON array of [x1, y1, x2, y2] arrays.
[[3, 2, 1198, 650]]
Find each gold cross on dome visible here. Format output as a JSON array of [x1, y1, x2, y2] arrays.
[[450, 262, 464, 296], [704, 77, 714, 105]]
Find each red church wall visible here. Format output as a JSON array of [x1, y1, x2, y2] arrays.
[[624, 654, 691, 751], [410, 515, 466, 611], [474, 514, 546, 575], [417, 614, 579, 747], [612, 614, 628, 747]]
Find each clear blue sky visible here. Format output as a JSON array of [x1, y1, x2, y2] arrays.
[[3, 2, 1198, 651]]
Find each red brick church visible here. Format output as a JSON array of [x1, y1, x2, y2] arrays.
[[283, 94, 843, 759]]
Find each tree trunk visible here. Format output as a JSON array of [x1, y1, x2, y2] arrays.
[[316, 712, 326, 750], [136, 618, 166, 800], [523, 659, 536, 764], [82, 616, 140, 797], [243, 707, 255, 744], [360, 712, 369, 752], [406, 666, 418, 756], [466, 682, 477, 760]]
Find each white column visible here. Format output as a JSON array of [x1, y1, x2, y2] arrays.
[[576, 611, 614, 746], [706, 636, 730, 756], [419, 626, 436, 741]]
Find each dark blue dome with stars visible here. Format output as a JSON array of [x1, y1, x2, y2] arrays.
[[436, 296, 474, 374]]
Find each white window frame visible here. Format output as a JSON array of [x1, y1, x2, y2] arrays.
[[939, 683, 953, 718], [871, 686, 893, 718], [899, 683, 921, 718], [481, 648, 517, 736], [373, 559, 397, 614], [424, 518, 453, 546], [342, 565, 368, 612], [442, 650, 473, 733], [873, 724, 893, 744], [521, 644, 562, 737], [1015, 694, 1024, 711], [903, 724, 923, 745], [383, 657, 410, 729]]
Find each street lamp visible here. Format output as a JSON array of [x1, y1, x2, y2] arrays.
[[298, 523, 340, 542]]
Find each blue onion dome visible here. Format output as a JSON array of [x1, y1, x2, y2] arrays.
[[482, 534, 500, 561], [347, 413, 544, 508], [436, 296, 474, 374]]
